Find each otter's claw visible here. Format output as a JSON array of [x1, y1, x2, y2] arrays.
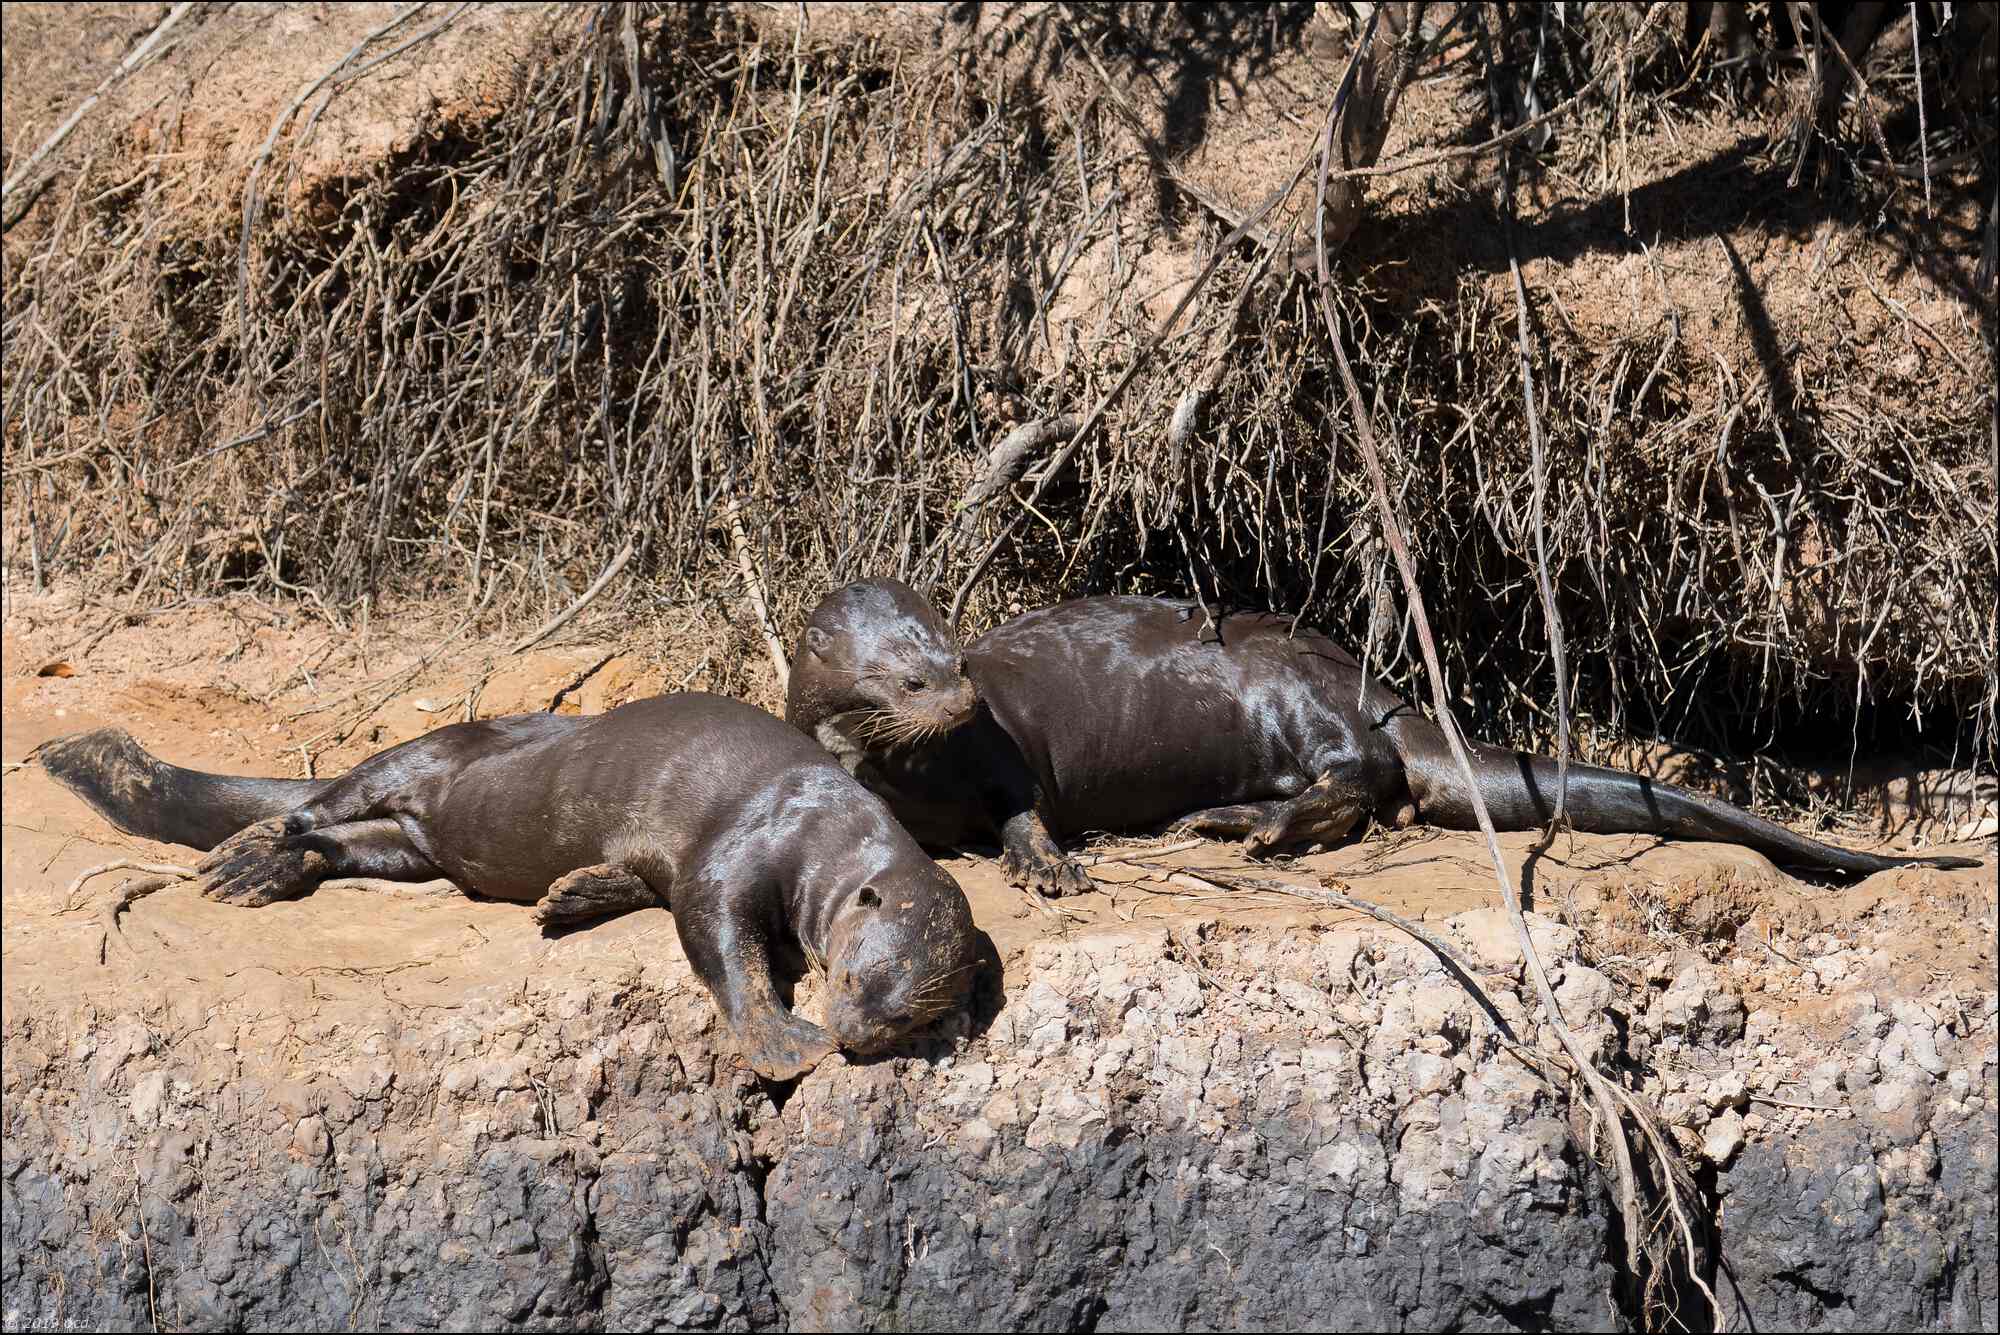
[[1000, 843, 1093, 898], [735, 1013, 837, 1082], [197, 818, 325, 906]]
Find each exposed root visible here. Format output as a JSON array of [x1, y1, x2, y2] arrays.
[[2, 3, 1987, 785], [91, 872, 191, 964], [1157, 859, 1722, 1330], [64, 859, 195, 912]]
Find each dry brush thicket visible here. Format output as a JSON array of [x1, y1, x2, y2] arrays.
[[2, 2, 1994, 793]]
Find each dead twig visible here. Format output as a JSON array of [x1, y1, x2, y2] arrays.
[[1, 3, 196, 202], [1309, 65, 1664, 1302], [1502, 153, 1572, 823], [950, 415, 1084, 542], [722, 499, 790, 688], [511, 542, 634, 654], [65, 859, 196, 911], [1075, 837, 1207, 868]]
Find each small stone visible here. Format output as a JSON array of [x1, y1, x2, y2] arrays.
[[1702, 1109, 1745, 1165], [129, 1071, 169, 1125], [1406, 1052, 1452, 1095], [1022, 980, 1069, 1021], [1441, 909, 1576, 979], [1896, 1023, 1948, 1078], [1027, 1018, 1068, 1049], [1706, 1072, 1748, 1110], [292, 1116, 331, 1161], [1660, 1091, 1711, 1130], [1873, 1080, 1916, 1115]]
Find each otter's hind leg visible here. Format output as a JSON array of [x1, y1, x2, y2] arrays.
[[1178, 773, 1370, 856], [198, 817, 442, 906], [1175, 803, 1273, 839], [532, 864, 662, 926], [1242, 772, 1371, 854]]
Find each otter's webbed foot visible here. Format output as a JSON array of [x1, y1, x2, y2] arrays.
[[999, 811, 1092, 897], [534, 864, 660, 927], [1180, 775, 1371, 857], [1175, 804, 1265, 841], [196, 817, 328, 906], [734, 1012, 837, 1082]]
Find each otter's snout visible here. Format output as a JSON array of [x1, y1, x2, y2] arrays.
[[818, 862, 979, 1056], [942, 674, 978, 728], [896, 663, 978, 736], [822, 963, 963, 1055]]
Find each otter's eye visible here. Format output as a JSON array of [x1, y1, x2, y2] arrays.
[[903, 677, 927, 693], [857, 886, 881, 908]]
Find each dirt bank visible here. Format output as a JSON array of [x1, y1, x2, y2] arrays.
[[2, 595, 1993, 1330], [5, 2, 1993, 773]]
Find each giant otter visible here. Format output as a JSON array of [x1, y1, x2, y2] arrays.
[[41, 693, 982, 1079], [786, 579, 1981, 893]]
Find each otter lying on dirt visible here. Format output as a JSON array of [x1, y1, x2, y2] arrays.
[[41, 693, 982, 1080], [786, 579, 1982, 895]]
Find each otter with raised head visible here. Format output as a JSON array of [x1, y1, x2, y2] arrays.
[[41, 693, 982, 1079], [786, 580, 1982, 893]]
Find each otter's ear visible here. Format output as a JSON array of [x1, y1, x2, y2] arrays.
[[805, 626, 832, 660]]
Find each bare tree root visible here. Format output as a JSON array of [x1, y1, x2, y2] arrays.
[[88, 871, 191, 964], [1308, 62, 1719, 1324], [0, 3, 197, 223], [64, 860, 196, 912]]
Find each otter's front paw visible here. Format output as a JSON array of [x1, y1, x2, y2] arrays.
[[1000, 843, 1093, 898], [734, 1013, 837, 1082], [1243, 820, 1289, 858], [196, 820, 327, 906], [533, 864, 658, 926]]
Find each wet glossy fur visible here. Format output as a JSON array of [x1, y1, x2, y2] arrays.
[[787, 582, 1981, 892], [42, 694, 980, 1079]]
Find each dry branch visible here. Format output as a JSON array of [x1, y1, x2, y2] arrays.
[[1309, 66, 1652, 1287], [511, 541, 634, 654], [951, 415, 1084, 543], [0, 3, 196, 206], [724, 499, 790, 688], [3, 0, 1989, 802], [1503, 162, 1571, 822]]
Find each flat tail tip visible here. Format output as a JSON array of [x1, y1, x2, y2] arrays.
[[38, 727, 142, 775]]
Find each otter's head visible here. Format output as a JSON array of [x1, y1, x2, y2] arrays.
[[817, 860, 981, 1055], [786, 578, 977, 747]]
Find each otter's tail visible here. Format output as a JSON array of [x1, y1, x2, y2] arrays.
[[39, 728, 331, 852], [1408, 744, 1980, 876]]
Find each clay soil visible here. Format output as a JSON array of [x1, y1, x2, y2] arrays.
[[3, 591, 1991, 1061]]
